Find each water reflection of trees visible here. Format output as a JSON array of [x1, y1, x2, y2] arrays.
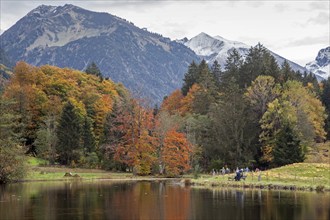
[[0, 182, 329, 220], [108, 181, 191, 219], [190, 188, 330, 220]]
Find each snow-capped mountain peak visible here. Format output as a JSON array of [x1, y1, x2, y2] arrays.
[[306, 46, 330, 80], [186, 32, 225, 57], [181, 32, 306, 73], [183, 33, 249, 68]]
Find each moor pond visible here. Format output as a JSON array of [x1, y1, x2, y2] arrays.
[[0, 180, 329, 220]]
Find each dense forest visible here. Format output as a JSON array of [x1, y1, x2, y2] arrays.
[[0, 61, 191, 183], [162, 44, 329, 171], [1, 44, 329, 183]]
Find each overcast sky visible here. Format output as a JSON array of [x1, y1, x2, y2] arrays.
[[1, 0, 329, 66]]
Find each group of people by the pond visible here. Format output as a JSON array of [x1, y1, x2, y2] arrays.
[[211, 167, 262, 181]]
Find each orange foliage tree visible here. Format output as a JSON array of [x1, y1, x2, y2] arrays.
[[161, 84, 200, 116], [162, 128, 192, 177], [113, 99, 157, 175]]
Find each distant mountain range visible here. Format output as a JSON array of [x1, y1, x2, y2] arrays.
[[306, 46, 330, 80], [0, 4, 199, 102], [0, 4, 327, 102], [179, 32, 306, 73]]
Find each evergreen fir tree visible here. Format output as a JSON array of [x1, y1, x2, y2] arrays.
[[280, 60, 294, 82], [222, 49, 243, 90], [182, 61, 198, 96], [82, 116, 96, 154], [56, 102, 82, 165], [193, 61, 219, 114], [85, 62, 102, 79], [210, 60, 222, 86], [265, 55, 281, 80], [238, 43, 271, 88], [321, 78, 330, 140], [273, 125, 304, 167]]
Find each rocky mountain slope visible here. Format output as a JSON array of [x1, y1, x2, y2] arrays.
[[305, 46, 330, 80], [0, 49, 13, 91], [0, 4, 199, 102]]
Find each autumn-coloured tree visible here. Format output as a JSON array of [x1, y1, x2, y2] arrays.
[[179, 84, 199, 115], [282, 81, 326, 142], [113, 99, 157, 175], [161, 90, 184, 115], [245, 76, 279, 117], [259, 81, 326, 166], [3, 62, 48, 152], [3, 62, 122, 164], [162, 128, 191, 177]]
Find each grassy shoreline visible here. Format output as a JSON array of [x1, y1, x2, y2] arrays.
[[23, 161, 330, 192], [189, 163, 330, 192]]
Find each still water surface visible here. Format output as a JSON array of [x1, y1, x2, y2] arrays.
[[0, 180, 329, 220]]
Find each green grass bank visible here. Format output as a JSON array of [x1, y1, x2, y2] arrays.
[[190, 163, 330, 192], [25, 157, 329, 192]]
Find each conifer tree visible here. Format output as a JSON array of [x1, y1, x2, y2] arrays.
[[182, 61, 198, 96], [239, 43, 271, 87], [222, 49, 243, 89], [273, 124, 304, 166], [280, 60, 294, 82], [264, 55, 281, 80], [210, 60, 222, 86], [321, 78, 330, 140], [56, 101, 82, 165], [85, 62, 102, 79], [82, 116, 96, 154]]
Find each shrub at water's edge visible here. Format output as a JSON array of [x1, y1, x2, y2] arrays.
[[0, 147, 27, 184]]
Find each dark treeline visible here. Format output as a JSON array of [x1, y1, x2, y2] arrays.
[[162, 43, 329, 172], [0, 44, 329, 183]]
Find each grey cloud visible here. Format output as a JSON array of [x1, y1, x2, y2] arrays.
[[274, 3, 287, 13], [309, 1, 329, 11], [284, 35, 329, 48], [245, 1, 264, 8], [307, 12, 329, 25], [80, 0, 166, 11]]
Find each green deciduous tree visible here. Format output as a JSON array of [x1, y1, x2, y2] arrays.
[[0, 97, 26, 184], [245, 75, 279, 117], [34, 115, 57, 164]]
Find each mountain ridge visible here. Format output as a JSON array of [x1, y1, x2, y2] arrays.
[[0, 4, 200, 103], [1, 4, 326, 104]]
